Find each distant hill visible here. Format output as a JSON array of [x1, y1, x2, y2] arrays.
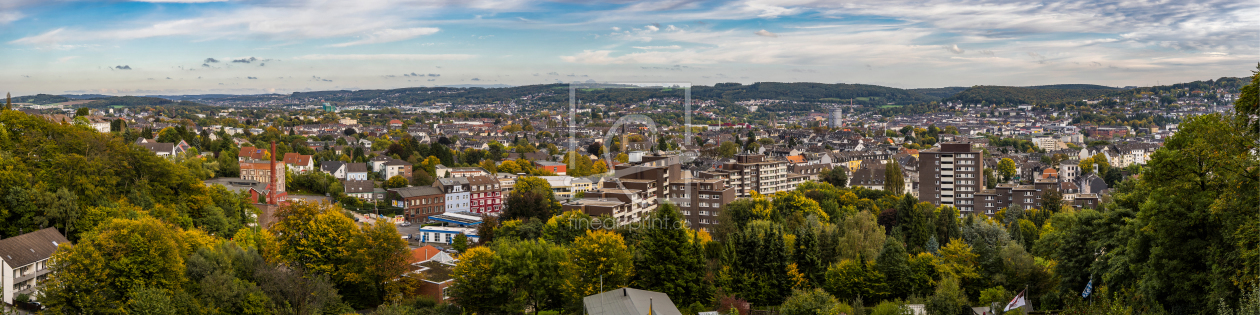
[[1026, 84, 1121, 90], [943, 86, 1118, 105], [82, 96, 211, 108], [910, 87, 969, 99], [60, 94, 113, 100], [12, 94, 71, 105]]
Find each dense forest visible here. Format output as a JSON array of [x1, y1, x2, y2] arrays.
[[10, 93, 71, 104], [943, 86, 1119, 106]]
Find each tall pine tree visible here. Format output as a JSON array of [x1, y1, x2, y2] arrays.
[[633, 203, 712, 306]]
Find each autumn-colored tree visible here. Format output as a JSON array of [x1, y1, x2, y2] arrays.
[[355, 219, 411, 304], [449, 247, 502, 313], [269, 201, 361, 287], [773, 190, 828, 222], [42, 217, 194, 314], [568, 230, 634, 298], [997, 158, 1017, 182], [384, 175, 409, 189]]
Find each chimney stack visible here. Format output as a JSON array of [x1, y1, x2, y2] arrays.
[[270, 141, 277, 205]]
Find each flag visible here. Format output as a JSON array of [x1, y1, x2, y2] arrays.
[[1004, 289, 1028, 312], [1082, 278, 1094, 298]]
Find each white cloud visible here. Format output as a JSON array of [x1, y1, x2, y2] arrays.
[[131, 0, 227, 2], [293, 54, 476, 61], [632, 45, 682, 49], [945, 44, 964, 54], [754, 29, 777, 37], [0, 11, 24, 24], [56, 56, 79, 63], [329, 27, 440, 47]]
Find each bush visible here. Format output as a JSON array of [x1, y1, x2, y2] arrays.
[[927, 276, 970, 315], [781, 288, 849, 315], [718, 295, 751, 315], [977, 286, 1012, 308], [869, 301, 911, 315]]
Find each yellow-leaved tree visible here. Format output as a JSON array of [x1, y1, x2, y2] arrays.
[[568, 229, 634, 298], [269, 201, 362, 287]]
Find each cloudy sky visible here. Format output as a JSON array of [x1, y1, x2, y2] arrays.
[[1, 0, 1256, 95]]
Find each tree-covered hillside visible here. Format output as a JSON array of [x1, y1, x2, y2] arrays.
[[943, 86, 1119, 106], [11, 94, 71, 104]]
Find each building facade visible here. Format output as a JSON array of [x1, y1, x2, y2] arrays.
[[0, 228, 70, 304], [390, 186, 447, 223], [918, 143, 985, 214], [466, 175, 502, 214], [434, 177, 471, 213]]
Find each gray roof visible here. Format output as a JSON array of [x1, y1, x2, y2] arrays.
[[391, 186, 444, 198], [344, 180, 376, 193], [347, 163, 369, 173], [0, 228, 70, 268], [584, 288, 682, 315], [321, 161, 346, 173]]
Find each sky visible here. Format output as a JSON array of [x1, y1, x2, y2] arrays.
[[1, 0, 1257, 96]]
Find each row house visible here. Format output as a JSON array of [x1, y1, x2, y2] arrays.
[[434, 177, 471, 213], [390, 186, 447, 223], [466, 176, 503, 214]]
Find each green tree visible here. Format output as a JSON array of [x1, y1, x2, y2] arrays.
[[821, 167, 849, 188], [884, 159, 904, 195], [926, 276, 970, 315], [634, 203, 711, 306], [875, 237, 913, 300], [75, 107, 90, 117], [449, 247, 502, 313], [718, 141, 739, 158], [780, 288, 852, 315], [503, 176, 561, 221], [1039, 187, 1063, 212], [451, 234, 469, 252], [823, 258, 886, 302], [494, 238, 572, 315]]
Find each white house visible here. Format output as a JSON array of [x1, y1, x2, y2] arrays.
[[0, 228, 70, 304]]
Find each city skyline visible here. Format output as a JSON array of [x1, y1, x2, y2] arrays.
[[2, 0, 1256, 95]]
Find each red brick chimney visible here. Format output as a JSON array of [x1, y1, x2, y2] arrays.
[[270, 141, 277, 205]]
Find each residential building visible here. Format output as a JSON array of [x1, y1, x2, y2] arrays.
[[583, 288, 684, 315], [698, 154, 805, 197], [575, 188, 658, 224], [283, 153, 315, 173], [346, 163, 369, 180], [389, 186, 446, 223], [381, 159, 413, 180], [919, 143, 985, 215], [0, 228, 70, 304], [667, 178, 736, 231], [240, 159, 286, 196], [345, 180, 382, 201], [434, 177, 471, 213], [321, 161, 347, 179], [466, 175, 502, 214]]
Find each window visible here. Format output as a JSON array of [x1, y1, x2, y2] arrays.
[[700, 211, 709, 216]]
